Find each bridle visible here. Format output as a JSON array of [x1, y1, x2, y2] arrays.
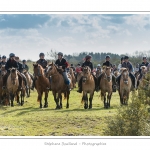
[[103, 69, 112, 82], [122, 71, 129, 84]]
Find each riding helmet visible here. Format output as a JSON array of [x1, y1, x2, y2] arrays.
[[39, 53, 45, 57], [57, 52, 63, 56], [2, 55, 6, 59], [121, 57, 124, 61], [9, 53, 15, 57], [85, 55, 92, 60], [124, 56, 129, 59], [71, 64, 73, 66], [22, 59, 26, 62], [97, 64, 101, 67], [143, 56, 147, 60], [105, 55, 110, 59]]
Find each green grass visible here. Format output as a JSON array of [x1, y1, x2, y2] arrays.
[[0, 88, 121, 136]]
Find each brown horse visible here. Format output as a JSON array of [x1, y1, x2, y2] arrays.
[[99, 67, 112, 108], [6, 68, 20, 107], [114, 70, 120, 77], [119, 68, 132, 105], [23, 69, 33, 97], [82, 66, 95, 109], [46, 62, 71, 109], [69, 67, 76, 88], [33, 63, 50, 108]]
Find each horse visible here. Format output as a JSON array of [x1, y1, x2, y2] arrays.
[[33, 63, 50, 108], [6, 68, 20, 107], [0, 70, 3, 104], [1, 65, 7, 76], [99, 67, 112, 108], [119, 68, 132, 105], [23, 69, 33, 97], [46, 62, 71, 109], [114, 70, 120, 77], [81, 66, 95, 109], [69, 67, 76, 88]]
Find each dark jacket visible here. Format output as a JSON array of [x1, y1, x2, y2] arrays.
[[22, 64, 29, 71], [139, 62, 149, 73], [70, 66, 75, 71], [5, 59, 18, 71], [17, 62, 23, 73], [82, 61, 93, 71], [102, 61, 113, 67], [122, 61, 133, 72], [0, 61, 7, 68], [36, 59, 47, 69], [55, 58, 68, 70]]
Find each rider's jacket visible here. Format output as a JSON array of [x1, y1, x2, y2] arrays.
[[82, 61, 93, 71], [5, 59, 18, 71], [122, 61, 133, 72], [55, 58, 68, 70], [102, 61, 113, 67], [36, 59, 47, 69]]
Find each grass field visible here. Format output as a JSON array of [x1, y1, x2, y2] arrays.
[[0, 88, 124, 136]]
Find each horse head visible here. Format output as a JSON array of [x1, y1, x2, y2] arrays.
[[104, 67, 112, 82], [46, 62, 58, 77], [140, 66, 147, 77], [82, 66, 91, 83], [121, 68, 129, 84], [10, 68, 18, 85], [33, 63, 44, 77]]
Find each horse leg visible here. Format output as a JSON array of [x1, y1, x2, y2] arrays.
[[60, 94, 62, 109], [108, 93, 112, 108], [54, 92, 60, 109], [10, 93, 14, 107], [84, 93, 88, 109], [89, 92, 94, 109], [104, 93, 106, 108], [44, 91, 48, 108], [66, 91, 70, 109]]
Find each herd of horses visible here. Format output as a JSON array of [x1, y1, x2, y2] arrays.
[[0, 63, 150, 109]]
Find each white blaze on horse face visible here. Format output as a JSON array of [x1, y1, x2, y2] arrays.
[[47, 66, 51, 72]]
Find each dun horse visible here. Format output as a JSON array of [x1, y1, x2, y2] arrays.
[[69, 68, 76, 88], [99, 67, 112, 108], [33, 64, 50, 108], [81, 66, 95, 109], [46, 62, 71, 109], [119, 68, 132, 105], [23, 69, 33, 97], [6, 68, 20, 107]]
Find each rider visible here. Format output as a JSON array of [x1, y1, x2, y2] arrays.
[[2, 53, 23, 90], [137, 56, 149, 86], [75, 63, 82, 73], [22, 59, 34, 80], [116, 56, 136, 89], [55, 52, 71, 91], [96, 64, 101, 71], [31, 53, 48, 90], [118, 57, 124, 72], [77, 55, 98, 93], [36, 53, 48, 69], [70, 64, 75, 71], [112, 64, 117, 73], [15, 56, 28, 89], [135, 63, 140, 73], [0, 55, 7, 68], [97, 55, 117, 92]]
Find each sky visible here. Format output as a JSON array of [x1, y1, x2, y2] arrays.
[[0, 14, 150, 61]]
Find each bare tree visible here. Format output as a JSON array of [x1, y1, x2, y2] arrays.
[[47, 49, 58, 61]]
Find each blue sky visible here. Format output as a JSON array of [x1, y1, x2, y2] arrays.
[[0, 14, 150, 61]]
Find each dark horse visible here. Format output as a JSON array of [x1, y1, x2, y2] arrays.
[[33, 63, 50, 108]]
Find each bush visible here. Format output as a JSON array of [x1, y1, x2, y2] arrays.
[[104, 92, 150, 136]]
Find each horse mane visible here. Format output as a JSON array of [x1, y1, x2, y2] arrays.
[[33, 63, 45, 75]]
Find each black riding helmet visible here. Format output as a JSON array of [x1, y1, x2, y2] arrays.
[[57, 52, 63, 56], [2, 55, 6, 59], [143, 56, 147, 60], [85, 55, 92, 60], [22, 59, 26, 63], [9, 53, 15, 57], [105, 55, 110, 59], [124, 56, 129, 59], [39, 53, 45, 57]]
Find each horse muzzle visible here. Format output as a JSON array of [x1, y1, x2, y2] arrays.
[[124, 80, 128, 84], [82, 77, 87, 83]]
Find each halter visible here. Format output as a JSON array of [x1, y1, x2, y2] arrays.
[[103, 71, 112, 82]]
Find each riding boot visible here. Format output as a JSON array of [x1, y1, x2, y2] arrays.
[[31, 78, 36, 90], [116, 75, 121, 90], [129, 73, 136, 88], [29, 72, 34, 81], [77, 77, 83, 93], [21, 73, 29, 89]]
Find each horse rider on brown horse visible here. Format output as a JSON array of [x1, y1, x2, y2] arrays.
[[77, 55, 98, 93], [2, 53, 23, 90], [22, 59, 34, 80], [55, 52, 72, 91], [137, 56, 149, 87], [15, 56, 29, 89], [97, 55, 117, 92], [31, 52, 48, 90], [116, 56, 136, 89]]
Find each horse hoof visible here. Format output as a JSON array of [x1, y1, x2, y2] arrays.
[[89, 105, 92, 109], [40, 105, 42, 108], [44, 105, 48, 108], [66, 104, 69, 109], [84, 105, 88, 109], [11, 104, 14, 107], [55, 106, 60, 110]]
